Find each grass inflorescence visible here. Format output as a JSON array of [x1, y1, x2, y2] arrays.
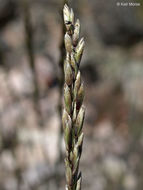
[[62, 4, 85, 190]]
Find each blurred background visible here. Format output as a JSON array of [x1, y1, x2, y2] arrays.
[[0, 0, 143, 189]]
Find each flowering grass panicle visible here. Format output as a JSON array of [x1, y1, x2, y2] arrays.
[[62, 4, 85, 190]]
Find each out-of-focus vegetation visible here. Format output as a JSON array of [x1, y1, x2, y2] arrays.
[[0, 0, 143, 190]]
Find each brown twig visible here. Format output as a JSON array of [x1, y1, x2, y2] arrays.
[[22, 0, 44, 127]]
